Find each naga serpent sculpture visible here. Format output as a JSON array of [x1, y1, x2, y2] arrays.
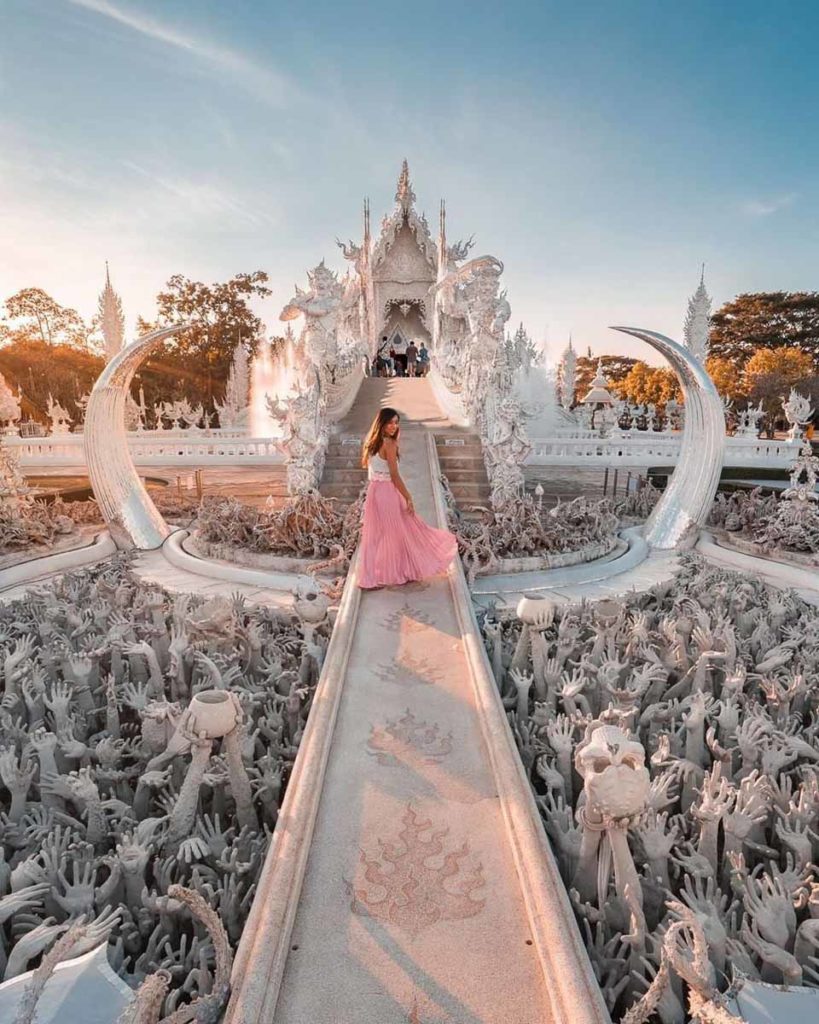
[[610, 326, 725, 549], [84, 324, 191, 549]]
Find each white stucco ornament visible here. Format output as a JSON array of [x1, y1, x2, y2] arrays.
[[575, 724, 650, 820]]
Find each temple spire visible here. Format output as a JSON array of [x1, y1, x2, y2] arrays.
[[683, 266, 712, 363], [395, 158, 416, 212], [438, 199, 447, 273], [98, 262, 125, 362], [363, 197, 371, 254]]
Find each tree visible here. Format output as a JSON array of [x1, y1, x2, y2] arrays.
[[0, 340, 104, 425], [743, 346, 819, 435], [614, 362, 681, 408], [3, 288, 91, 348], [710, 292, 819, 365], [133, 271, 271, 416], [705, 355, 746, 406], [0, 372, 20, 424]]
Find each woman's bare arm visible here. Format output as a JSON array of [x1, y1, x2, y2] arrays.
[[381, 439, 414, 512]]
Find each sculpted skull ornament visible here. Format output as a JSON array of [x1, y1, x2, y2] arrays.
[[575, 724, 650, 820]]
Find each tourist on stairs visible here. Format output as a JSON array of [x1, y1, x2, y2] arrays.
[[406, 340, 418, 377], [357, 407, 457, 589]]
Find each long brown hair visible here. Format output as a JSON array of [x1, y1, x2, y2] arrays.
[[361, 407, 400, 467]]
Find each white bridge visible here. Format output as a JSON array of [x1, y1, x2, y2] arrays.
[[527, 432, 800, 469], [9, 431, 285, 468], [8, 427, 798, 471]]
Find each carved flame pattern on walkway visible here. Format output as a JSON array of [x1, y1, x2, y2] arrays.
[[374, 652, 444, 686], [351, 805, 486, 938], [367, 709, 454, 766], [379, 602, 438, 632]]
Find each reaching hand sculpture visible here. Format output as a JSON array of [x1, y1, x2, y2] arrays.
[[482, 554, 819, 1020], [0, 557, 321, 1020]]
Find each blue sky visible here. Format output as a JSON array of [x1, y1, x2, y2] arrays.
[[1, 0, 817, 364]]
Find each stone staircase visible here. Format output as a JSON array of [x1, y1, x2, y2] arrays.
[[435, 431, 492, 510], [320, 376, 453, 505], [319, 378, 492, 511], [319, 437, 367, 504]]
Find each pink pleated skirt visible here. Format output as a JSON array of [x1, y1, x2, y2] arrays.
[[357, 480, 458, 589]]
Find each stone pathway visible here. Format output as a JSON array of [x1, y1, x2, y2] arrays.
[[268, 383, 556, 1022], [130, 547, 295, 608], [471, 542, 682, 610]]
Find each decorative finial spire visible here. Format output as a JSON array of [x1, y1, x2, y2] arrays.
[[99, 263, 125, 362], [395, 159, 416, 211], [684, 266, 712, 362]]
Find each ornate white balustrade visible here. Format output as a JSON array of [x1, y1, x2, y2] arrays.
[[9, 432, 284, 468], [324, 363, 365, 421], [8, 425, 798, 472], [527, 432, 801, 469]]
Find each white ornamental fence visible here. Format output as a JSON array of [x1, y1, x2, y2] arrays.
[[526, 433, 801, 469], [5, 425, 800, 473], [8, 432, 285, 468]]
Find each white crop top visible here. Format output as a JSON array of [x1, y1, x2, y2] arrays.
[[367, 452, 392, 481]]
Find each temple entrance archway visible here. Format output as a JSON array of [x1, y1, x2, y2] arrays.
[[379, 299, 431, 358]]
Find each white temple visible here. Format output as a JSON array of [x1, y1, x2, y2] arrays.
[[323, 158, 480, 359]]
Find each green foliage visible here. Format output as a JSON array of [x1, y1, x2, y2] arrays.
[[710, 291, 819, 364], [134, 271, 271, 414], [612, 362, 681, 407], [2, 287, 93, 349], [743, 346, 819, 434], [0, 339, 104, 424], [705, 355, 746, 406]]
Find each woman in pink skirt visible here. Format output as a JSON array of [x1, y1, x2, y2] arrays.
[[357, 407, 458, 589]]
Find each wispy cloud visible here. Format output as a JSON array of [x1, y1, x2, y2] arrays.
[[122, 160, 279, 228], [66, 0, 294, 107], [741, 193, 797, 217]]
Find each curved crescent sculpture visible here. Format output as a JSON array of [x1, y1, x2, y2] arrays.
[[610, 326, 725, 549], [84, 324, 191, 550]]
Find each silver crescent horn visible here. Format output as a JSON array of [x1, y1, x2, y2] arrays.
[[609, 326, 725, 549], [84, 323, 192, 550]]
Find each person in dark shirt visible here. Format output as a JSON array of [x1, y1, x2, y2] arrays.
[[406, 341, 418, 377]]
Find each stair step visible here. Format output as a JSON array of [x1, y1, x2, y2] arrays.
[[326, 444, 362, 455], [437, 469, 489, 484], [438, 456, 485, 468], [322, 468, 368, 483], [323, 457, 365, 469], [437, 444, 483, 457], [320, 483, 366, 499], [449, 484, 492, 501]]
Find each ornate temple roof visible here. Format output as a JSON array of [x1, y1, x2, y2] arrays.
[[370, 160, 438, 273], [581, 359, 615, 405]]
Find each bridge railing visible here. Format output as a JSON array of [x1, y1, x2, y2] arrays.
[[7, 425, 799, 471], [526, 432, 800, 469], [8, 433, 285, 467]]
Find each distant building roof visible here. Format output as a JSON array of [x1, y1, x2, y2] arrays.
[[581, 360, 614, 405]]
